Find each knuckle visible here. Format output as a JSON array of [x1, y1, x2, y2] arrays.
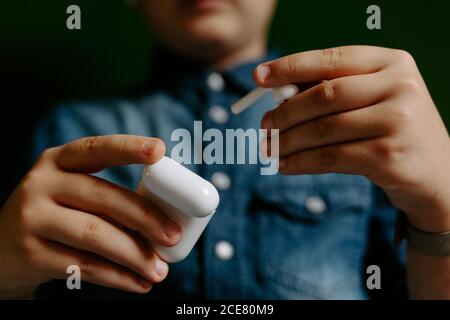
[[372, 141, 393, 162], [393, 49, 416, 67], [392, 104, 415, 126], [16, 203, 34, 228], [316, 80, 336, 105], [371, 140, 406, 164], [317, 149, 338, 167], [312, 116, 334, 139], [119, 136, 131, 154], [19, 235, 37, 261], [321, 47, 342, 74], [19, 171, 46, 203], [285, 56, 299, 76], [37, 147, 57, 164], [20, 170, 42, 192], [58, 142, 75, 160], [91, 177, 109, 196], [83, 136, 100, 152], [82, 219, 102, 246], [393, 76, 421, 95], [13, 189, 36, 226]]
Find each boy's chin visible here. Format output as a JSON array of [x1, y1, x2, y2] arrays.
[[184, 24, 241, 51], [183, 14, 240, 42]]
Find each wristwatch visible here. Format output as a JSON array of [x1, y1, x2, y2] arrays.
[[396, 212, 450, 256]]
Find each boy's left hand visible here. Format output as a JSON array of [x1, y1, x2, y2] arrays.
[[256, 46, 450, 232]]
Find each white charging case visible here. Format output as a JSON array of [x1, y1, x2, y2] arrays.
[[136, 157, 220, 263]]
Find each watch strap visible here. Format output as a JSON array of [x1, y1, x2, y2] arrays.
[[396, 212, 450, 256]]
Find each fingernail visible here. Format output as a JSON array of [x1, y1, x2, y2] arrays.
[[142, 140, 156, 157], [164, 220, 181, 238], [256, 65, 270, 82], [138, 278, 153, 290], [155, 259, 168, 277], [262, 113, 273, 130]]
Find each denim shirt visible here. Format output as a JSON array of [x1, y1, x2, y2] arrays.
[[33, 50, 406, 299]]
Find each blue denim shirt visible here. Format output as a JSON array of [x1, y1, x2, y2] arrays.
[[33, 50, 406, 299]]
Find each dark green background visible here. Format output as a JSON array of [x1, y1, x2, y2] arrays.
[[2, 1, 450, 111], [1, 0, 449, 199]]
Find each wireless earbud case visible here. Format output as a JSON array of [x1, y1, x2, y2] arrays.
[[136, 157, 220, 263]]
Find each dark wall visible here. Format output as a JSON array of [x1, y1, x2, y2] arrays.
[[1, 0, 449, 201]]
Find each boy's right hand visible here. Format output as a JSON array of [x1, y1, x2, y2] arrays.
[[0, 135, 182, 299]]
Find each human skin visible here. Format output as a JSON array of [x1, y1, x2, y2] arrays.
[[137, 0, 277, 69], [0, 0, 277, 299], [256, 46, 450, 298], [0, 0, 449, 299], [0, 136, 179, 298]]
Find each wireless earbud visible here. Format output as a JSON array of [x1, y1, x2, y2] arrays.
[[231, 85, 299, 115]]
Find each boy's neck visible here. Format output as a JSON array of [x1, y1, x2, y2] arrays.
[[211, 38, 268, 71]]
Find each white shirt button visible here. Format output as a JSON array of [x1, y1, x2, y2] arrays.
[[207, 72, 225, 92], [209, 105, 229, 124], [211, 172, 231, 191], [305, 196, 327, 215], [215, 241, 234, 261]]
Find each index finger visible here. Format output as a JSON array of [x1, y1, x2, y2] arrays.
[[254, 46, 395, 87], [55, 135, 166, 173]]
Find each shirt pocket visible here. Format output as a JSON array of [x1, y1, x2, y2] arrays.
[[252, 174, 373, 299]]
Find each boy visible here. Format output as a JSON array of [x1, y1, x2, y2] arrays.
[[0, 0, 449, 299]]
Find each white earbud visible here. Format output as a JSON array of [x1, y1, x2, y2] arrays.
[[231, 85, 299, 115]]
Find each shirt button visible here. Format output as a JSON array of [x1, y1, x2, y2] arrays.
[[215, 241, 234, 261], [207, 72, 225, 92], [211, 172, 231, 191], [209, 105, 229, 124], [305, 196, 327, 215]]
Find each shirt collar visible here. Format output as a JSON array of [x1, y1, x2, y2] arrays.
[[222, 50, 280, 93]]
